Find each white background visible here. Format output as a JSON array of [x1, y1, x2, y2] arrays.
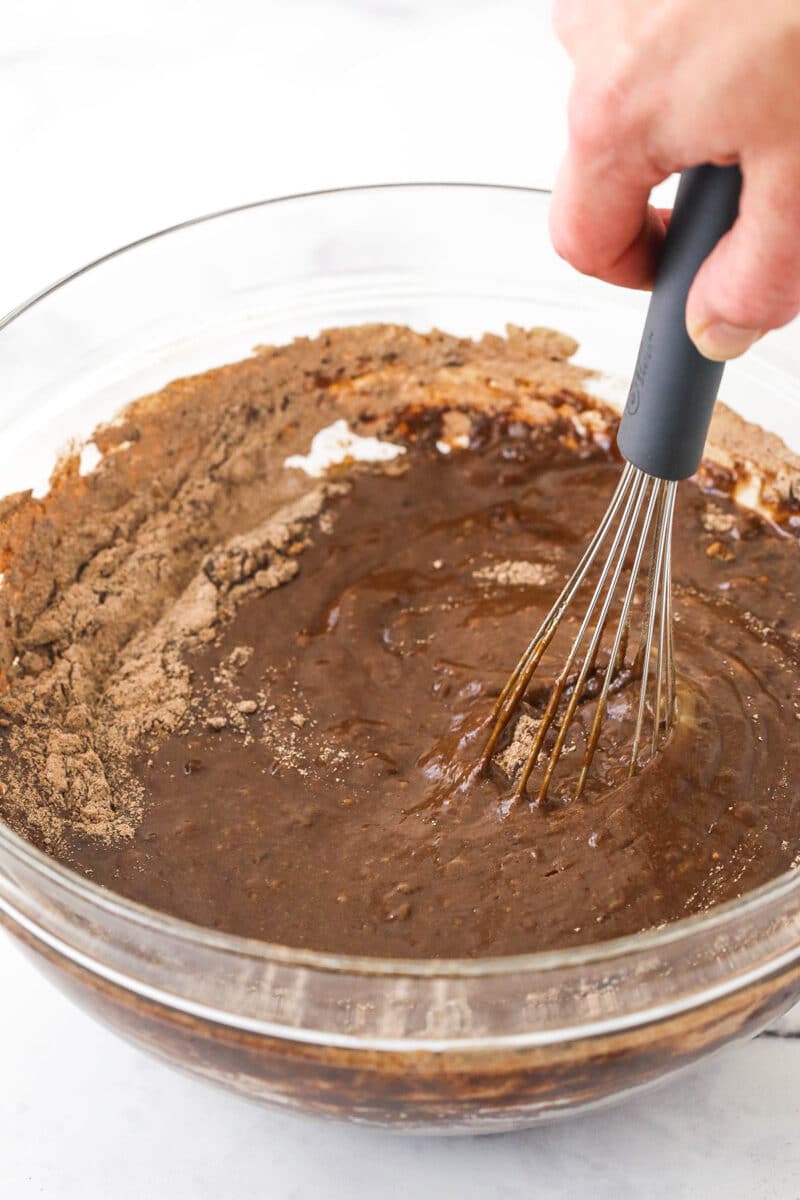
[[2, 2, 800, 1197]]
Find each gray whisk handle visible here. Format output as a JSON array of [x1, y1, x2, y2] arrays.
[[616, 163, 743, 481]]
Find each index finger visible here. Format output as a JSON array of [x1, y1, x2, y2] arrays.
[[549, 147, 669, 290]]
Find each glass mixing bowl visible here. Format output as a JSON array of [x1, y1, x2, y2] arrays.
[[1, 184, 799, 1134]]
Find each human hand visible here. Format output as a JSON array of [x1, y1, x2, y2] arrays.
[[550, 0, 800, 360]]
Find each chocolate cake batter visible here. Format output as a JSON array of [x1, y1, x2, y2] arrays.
[[2, 324, 800, 958]]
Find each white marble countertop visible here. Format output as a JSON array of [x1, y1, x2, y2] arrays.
[[2, 2, 800, 1196]]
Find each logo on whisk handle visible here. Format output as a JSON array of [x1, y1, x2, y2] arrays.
[[626, 330, 654, 416]]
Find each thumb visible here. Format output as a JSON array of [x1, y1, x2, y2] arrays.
[[686, 156, 800, 361]]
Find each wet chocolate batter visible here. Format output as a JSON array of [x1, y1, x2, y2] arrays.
[[63, 417, 800, 957]]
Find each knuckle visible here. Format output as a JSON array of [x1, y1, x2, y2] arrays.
[[548, 204, 605, 277], [756, 248, 800, 328], [567, 86, 613, 157], [741, 281, 800, 330], [546, 204, 572, 264], [567, 59, 643, 158], [715, 166, 800, 330], [722, 246, 800, 331], [709, 276, 800, 332]]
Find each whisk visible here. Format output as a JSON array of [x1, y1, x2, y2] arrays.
[[482, 164, 743, 801]]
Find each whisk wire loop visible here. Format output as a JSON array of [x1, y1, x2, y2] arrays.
[[480, 462, 636, 770], [483, 465, 679, 800]]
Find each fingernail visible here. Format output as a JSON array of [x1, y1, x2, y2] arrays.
[[689, 320, 762, 362]]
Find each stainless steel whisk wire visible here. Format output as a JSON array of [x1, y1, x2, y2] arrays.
[[480, 465, 677, 801]]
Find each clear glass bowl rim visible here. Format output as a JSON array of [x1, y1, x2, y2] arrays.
[[0, 179, 798, 982]]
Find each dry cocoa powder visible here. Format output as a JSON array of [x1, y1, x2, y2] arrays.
[[0, 324, 597, 847]]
